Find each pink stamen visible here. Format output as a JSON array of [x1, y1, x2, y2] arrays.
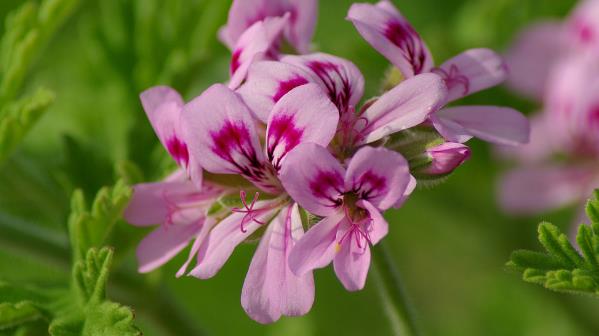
[[232, 190, 266, 233], [337, 206, 373, 252]]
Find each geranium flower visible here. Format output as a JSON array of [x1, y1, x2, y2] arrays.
[[347, 0, 529, 146]]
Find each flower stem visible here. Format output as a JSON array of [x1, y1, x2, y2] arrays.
[[372, 240, 421, 336]]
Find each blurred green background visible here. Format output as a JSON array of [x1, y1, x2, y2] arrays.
[[1, 0, 598, 335]]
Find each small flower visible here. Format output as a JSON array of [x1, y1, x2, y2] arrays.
[[347, 0, 530, 146], [280, 144, 413, 290]]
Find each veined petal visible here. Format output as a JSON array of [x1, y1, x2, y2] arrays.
[[347, 1, 433, 77], [140, 86, 189, 168], [229, 15, 289, 89], [434, 48, 508, 102], [358, 73, 446, 144], [333, 231, 371, 291], [176, 217, 217, 278], [282, 53, 365, 113], [189, 203, 275, 279], [286, 0, 318, 53], [137, 221, 203, 273], [357, 200, 388, 245], [505, 21, 565, 100], [345, 146, 410, 210], [433, 106, 530, 146], [241, 204, 314, 324], [124, 178, 200, 226], [266, 84, 339, 170], [238, 61, 314, 122], [288, 211, 345, 276], [182, 84, 275, 190], [279, 143, 345, 216]]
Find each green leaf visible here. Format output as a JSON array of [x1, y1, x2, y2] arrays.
[[0, 301, 44, 330], [508, 190, 599, 297], [48, 248, 141, 336], [68, 181, 132, 261], [0, 88, 54, 164]]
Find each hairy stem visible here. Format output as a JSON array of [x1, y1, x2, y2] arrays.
[[372, 240, 421, 336]]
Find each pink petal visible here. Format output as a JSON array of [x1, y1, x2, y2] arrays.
[[282, 53, 365, 113], [504, 21, 566, 100], [137, 222, 203, 273], [358, 73, 447, 144], [238, 61, 314, 122], [392, 174, 416, 208], [229, 15, 289, 89], [333, 230, 371, 291], [266, 84, 339, 170], [499, 165, 594, 214], [140, 86, 189, 168], [241, 204, 314, 324], [356, 200, 388, 245], [566, 0, 599, 53], [433, 106, 530, 146], [279, 143, 345, 216], [176, 217, 217, 278], [219, 0, 289, 50], [288, 211, 344, 276], [189, 203, 275, 279], [124, 178, 199, 226], [435, 48, 507, 102], [182, 84, 277, 190], [347, 1, 433, 77], [286, 0, 318, 53], [344, 146, 410, 210]]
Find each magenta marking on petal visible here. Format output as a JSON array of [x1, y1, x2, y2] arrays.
[[210, 121, 265, 177], [272, 76, 309, 102], [166, 136, 189, 167], [231, 49, 242, 75], [574, 20, 595, 44], [352, 171, 387, 201], [431, 64, 470, 96], [307, 61, 352, 114], [267, 114, 304, 168], [309, 170, 344, 207], [384, 20, 427, 75]]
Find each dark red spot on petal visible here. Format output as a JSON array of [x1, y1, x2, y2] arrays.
[[352, 170, 387, 201], [231, 49, 242, 75], [272, 76, 309, 102], [166, 136, 189, 167], [309, 170, 344, 207], [307, 61, 352, 114], [267, 114, 304, 169], [384, 20, 428, 75]]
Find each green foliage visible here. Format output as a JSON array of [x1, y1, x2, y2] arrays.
[[0, 88, 54, 163], [68, 180, 132, 261], [0, 0, 79, 164], [507, 191, 599, 297], [0, 181, 138, 334]]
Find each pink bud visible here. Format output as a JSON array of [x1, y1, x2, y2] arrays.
[[425, 142, 471, 175]]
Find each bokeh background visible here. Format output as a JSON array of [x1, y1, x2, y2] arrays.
[[1, 0, 597, 335]]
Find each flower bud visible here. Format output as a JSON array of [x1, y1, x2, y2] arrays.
[[424, 142, 471, 175]]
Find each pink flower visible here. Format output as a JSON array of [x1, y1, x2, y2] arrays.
[[179, 83, 340, 323], [347, 0, 529, 146], [125, 86, 224, 273], [280, 144, 412, 290], [222, 0, 318, 89], [219, 0, 317, 54], [239, 53, 448, 150], [499, 1, 599, 217]]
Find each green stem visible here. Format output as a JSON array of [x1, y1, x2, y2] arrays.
[[372, 240, 421, 336]]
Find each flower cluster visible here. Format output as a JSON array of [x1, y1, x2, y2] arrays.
[[499, 0, 599, 224], [125, 0, 528, 323]]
